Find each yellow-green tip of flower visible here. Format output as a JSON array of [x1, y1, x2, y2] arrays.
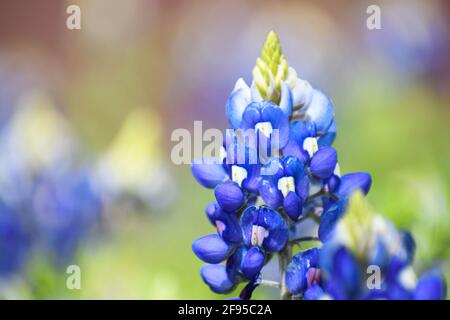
[[339, 191, 374, 259], [261, 31, 283, 75], [252, 31, 289, 103]]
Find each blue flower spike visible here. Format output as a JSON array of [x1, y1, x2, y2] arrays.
[[191, 31, 446, 300]]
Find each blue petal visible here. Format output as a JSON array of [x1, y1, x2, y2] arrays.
[[241, 102, 262, 129], [295, 174, 310, 201], [305, 90, 334, 133], [325, 279, 348, 300], [320, 245, 362, 299], [225, 141, 259, 167], [319, 200, 347, 242], [283, 156, 304, 180], [310, 147, 337, 179], [318, 120, 336, 147], [0, 207, 29, 276], [282, 142, 308, 163], [224, 142, 261, 192], [241, 247, 265, 280], [286, 267, 307, 295], [191, 159, 227, 189], [318, 243, 335, 277], [260, 158, 285, 179], [258, 207, 289, 252], [386, 282, 413, 300], [214, 182, 245, 212], [258, 179, 283, 209], [215, 212, 242, 244], [363, 289, 388, 300], [304, 284, 325, 300], [386, 256, 409, 283], [242, 165, 261, 193], [225, 79, 251, 128], [414, 271, 447, 300], [279, 81, 293, 117], [369, 237, 390, 269], [200, 264, 236, 294], [332, 247, 361, 296], [302, 248, 320, 267], [205, 201, 221, 225], [226, 246, 246, 281], [223, 128, 237, 150], [337, 172, 372, 198], [261, 104, 290, 148], [326, 174, 340, 194], [192, 234, 233, 264], [283, 192, 303, 221], [240, 207, 288, 252], [401, 231, 416, 264], [241, 206, 258, 247], [286, 248, 320, 294], [291, 120, 316, 143], [282, 121, 316, 163]]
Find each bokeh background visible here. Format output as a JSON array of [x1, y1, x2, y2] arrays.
[[0, 0, 449, 299]]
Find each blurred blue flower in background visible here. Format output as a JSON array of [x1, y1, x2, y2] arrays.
[[0, 202, 29, 277], [31, 170, 102, 266], [288, 192, 446, 300], [94, 108, 176, 210], [0, 90, 103, 280]]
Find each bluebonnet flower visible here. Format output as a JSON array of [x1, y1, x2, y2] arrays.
[[31, 170, 102, 266], [239, 101, 290, 150], [0, 202, 29, 277], [192, 139, 263, 216], [193, 205, 288, 293], [241, 206, 288, 253], [0, 99, 104, 280], [258, 156, 308, 221], [191, 31, 446, 300], [286, 192, 447, 300], [285, 248, 320, 295], [223, 141, 262, 194]]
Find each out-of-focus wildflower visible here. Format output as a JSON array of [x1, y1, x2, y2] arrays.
[[0, 91, 102, 279], [31, 170, 102, 265], [0, 202, 29, 277], [287, 192, 446, 300], [2, 91, 77, 174], [95, 108, 176, 209]]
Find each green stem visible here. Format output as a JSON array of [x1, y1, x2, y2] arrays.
[[306, 190, 339, 202], [279, 242, 293, 300], [291, 236, 320, 244]]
